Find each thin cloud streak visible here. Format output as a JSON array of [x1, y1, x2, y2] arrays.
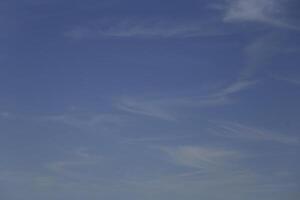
[[43, 112, 128, 131], [209, 121, 299, 144], [120, 136, 192, 144], [271, 74, 300, 86], [161, 145, 242, 169], [46, 148, 103, 174], [116, 80, 257, 120], [65, 18, 228, 39], [212, 79, 258, 97]]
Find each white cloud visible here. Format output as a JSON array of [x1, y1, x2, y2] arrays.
[[224, 0, 281, 22], [223, 0, 300, 30], [209, 121, 299, 144]]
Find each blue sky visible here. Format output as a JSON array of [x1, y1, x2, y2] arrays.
[[1, 0, 300, 199]]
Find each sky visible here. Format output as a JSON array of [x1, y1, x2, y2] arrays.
[[1, 0, 300, 199]]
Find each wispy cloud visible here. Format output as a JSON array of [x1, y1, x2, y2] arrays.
[[209, 121, 299, 144], [241, 33, 280, 79], [0, 80, 257, 125], [214, 0, 299, 81], [211, 79, 258, 97], [223, 0, 300, 30], [0, 111, 15, 119], [237, 31, 294, 81], [116, 79, 257, 120], [157, 144, 296, 195], [119, 135, 196, 145], [44, 112, 128, 131], [219, 0, 300, 81], [154, 145, 263, 195], [115, 96, 177, 121], [271, 73, 300, 86], [65, 18, 227, 39], [161, 145, 242, 169], [46, 148, 103, 174]]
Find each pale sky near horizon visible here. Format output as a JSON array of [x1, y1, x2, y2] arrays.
[[1, 0, 300, 199]]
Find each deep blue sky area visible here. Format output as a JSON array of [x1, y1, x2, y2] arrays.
[[0, 0, 300, 200]]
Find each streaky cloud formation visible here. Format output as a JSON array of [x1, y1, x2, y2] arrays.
[[116, 79, 257, 120], [43, 112, 128, 131], [223, 0, 300, 30], [1, 0, 300, 199], [209, 121, 299, 144], [161, 145, 242, 169]]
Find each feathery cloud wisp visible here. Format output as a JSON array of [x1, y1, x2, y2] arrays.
[[161, 145, 241, 170], [209, 121, 299, 145], [44, 113, 128, 131], [116, 80, 257, 120]]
